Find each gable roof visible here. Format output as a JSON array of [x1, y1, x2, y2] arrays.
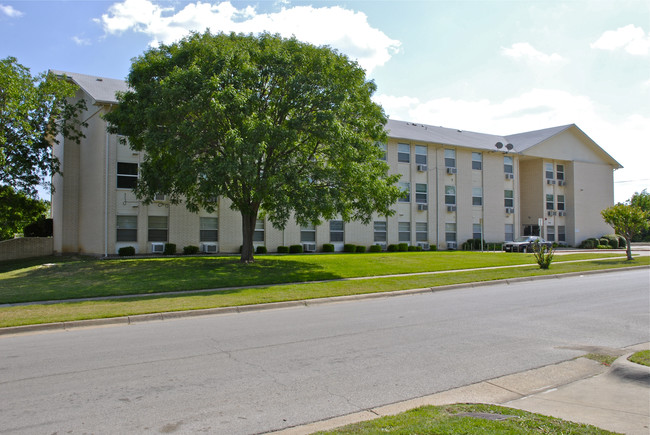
[[50, 70, 127, 105]]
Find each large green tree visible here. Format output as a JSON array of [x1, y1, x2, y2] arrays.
[[0, 185, 48, 240], [601, 203, 649, 260], [629, 189, 650, 241], [0, 57, 87, 195], [105, 32, 401, 262]]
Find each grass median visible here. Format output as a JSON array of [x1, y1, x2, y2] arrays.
[[0, 253, 646, 328]]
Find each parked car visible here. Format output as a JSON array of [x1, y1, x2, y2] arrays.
[[503, 236, 552, 253]]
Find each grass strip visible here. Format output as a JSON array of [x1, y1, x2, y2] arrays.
[[0, 257, 646, 328], [0, 252, 627, 304], [314, 403, 617, 434], [628, 350, 650, 367]]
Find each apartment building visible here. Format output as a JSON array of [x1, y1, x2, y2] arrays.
[[51, 71, 621, 255]]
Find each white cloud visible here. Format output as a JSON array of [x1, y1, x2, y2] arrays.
[[0, 4, 23, 18], [501, 42, 563, 63], [96, 0, 400, 72], [591, 24, 650, 56], [375, 89, 649, 202], [72, 36, 91, 46]]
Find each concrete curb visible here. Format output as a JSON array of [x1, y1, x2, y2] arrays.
[[1, 265, 647, 338], [609, 352, 650, 384]]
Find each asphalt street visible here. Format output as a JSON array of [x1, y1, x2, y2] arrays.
[[1, 268, 648, 434]]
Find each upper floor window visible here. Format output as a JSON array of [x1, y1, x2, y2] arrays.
[[116, 215, 137, 242], [254, 219, 265, 242], [398, 143, 410, 163], [200, 217, 218, 242], [445, 185, 456, 205], [300, 224, 316, 243], [557, 195, 565, 211], [504, 190, 514, 207], [556, 164, 565, 180], [546, 194, 555, 210], [398, 182, 410, 202], [148, 216, 168, 242], [444, 149, 456, 168], [472, 152, 482, 170], [545, 162, 554, 179], [415, 145, 427, 165], [374, 221, 387, 242], [415, 183, 427, 204], [329, 220, 344, 242], [504, 156, 513, 174], [117, 162, 138, 188], [472, 187, 483, 206], [377, 142, 387, 161]]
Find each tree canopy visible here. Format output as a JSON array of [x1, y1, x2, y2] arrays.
[[601, 203, 649, 260], [105, 32, 401, 262], [0, 57, 87, 196], [0, 185, 48, 240], [629, 189, 650, 242]]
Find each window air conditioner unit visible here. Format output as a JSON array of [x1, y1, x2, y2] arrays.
[[446, 167, 457, 174], [505, 207, 514, 214], [417, 204, 428, 211], [416, 164, 427, 172], [153, 194, 165, 201], [151, 242, 165, 253], [302, 243, 316, 252], [558, 180, 566, 186], [505, 173, 514, 180], [547, 210, 556, 216], [447, 205, 456, 212], [447, 242, 457, 250], [547, 179, 556, 185], [416, 242, 430, 250], [558, 211, 566, 217], [201, 243, 218, 253]]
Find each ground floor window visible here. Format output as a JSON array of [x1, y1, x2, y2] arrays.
[[472, 223, 482, 240], [301, 224, 316, 243], [558, 226, 566, 242], [505, 224, 514, 242], [329, 220, 344, 242], [148, 216, 168, 242], [546, 225, 555, 242], [117, 215, 137, 242], [415, 222, 427, 242], [200, 217, 218, 242], [445, 223, 456, 242], [398, 222, 410, 242], [253, 219, 265, 242], [374, 221, 387, 242], [523, 225, 540, 237]]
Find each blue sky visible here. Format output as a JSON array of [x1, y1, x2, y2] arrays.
[[2, 0, 648, 202]]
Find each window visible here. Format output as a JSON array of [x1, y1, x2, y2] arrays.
[[546, 194, 554, 210], [415, 183, 427, 204], [398, 222, 411, 242], [472, 152, 482, 170], [300, 224, 316, 243], [374, 221, 387, 242], [200, 217, 218, 242], [473, 223, 482, 240], [445, 185, 456, 205], [558, 225, 566, 242], [504, 190, 514, 207], [557, 195, 565, 211], [415, 145, 427, 165], [545, 162, 554, 179], [148, 216, 168, 242], [504, 156, 513, 174], [444, 149, 456, 168], [117, 162, 138, 188], [472, 187, 482, 206], [254, 219, 265, 242], [416, 222, 428, 242], [445, 223, 456, 242], [378, 142, 387, 161], [547, 225, 555, 242], [556, 164, 564, 181], [329, 220, 344, 242], [505, 224, 514, 242], [116, 215, 137, 242], [398, 182, 410, 202], [398, 143, 410, 163]]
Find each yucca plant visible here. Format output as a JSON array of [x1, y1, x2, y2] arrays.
[[532, 240, 554, 269]]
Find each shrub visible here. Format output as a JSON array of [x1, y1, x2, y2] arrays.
[[398, 243, 408, 252], [602, 234, 619, 248], [368, 244, 382, 253], [23, 218, 53, 237], [532, 240, 554, 269], [256, 245, 267, 254], [463, 238, 482, 250], [598, 238, 609, 247], [407, 245, 417, 251], [322, 243, 335, 252], [118, 246, 135, 256], [277, 246, 289, 253], [618, 236, 626, 248], [163, 243, 176, 255], [387, 244, 397, 252], [183, 245, 199, 255], [579, 238, 599, 249], [344, 244, 357, 253], [597, 244, 610, 249], [355, 245, 366, 253], [429, 245, 437, 251], [289, 244, 303, 253]]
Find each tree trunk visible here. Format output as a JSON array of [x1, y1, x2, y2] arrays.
[[240, 211, 258, 263], [625, 237, 632, 261]]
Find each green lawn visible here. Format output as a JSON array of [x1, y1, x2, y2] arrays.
[[315, 404, 617, 434], [0, 253, 646, 328], [0, 251, 631, 304]]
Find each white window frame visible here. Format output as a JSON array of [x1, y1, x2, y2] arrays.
[[445, 185, 456, 205], [504, 156, 514, 174], [398, 222, 411, 242], [472, 187, 482, 206], [398, 181, 411, 202], [148, 215, 168, 242], [117, 162, 138, 189], [415, 145, 427, 165], [444, 149, 456, 168], [445, 223, 457, 242], [416, 222, 428, 242], [472, 152, 482, 170], [300, 224, 316, 243], [415, 183, 427, 204], [398, 143, 410, 163], [253, 219, 265, 242], [116, 215, 137, 242], [200, 217, 218, 242], [374, 221, 387, 242], [329, 220, 344, 243]]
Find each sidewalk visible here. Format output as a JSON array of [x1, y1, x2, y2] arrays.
[[271, 342, 650, 435]]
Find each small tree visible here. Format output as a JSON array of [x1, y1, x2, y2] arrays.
[[601, 204, 649, 260], [532, 240, 554, 269]]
